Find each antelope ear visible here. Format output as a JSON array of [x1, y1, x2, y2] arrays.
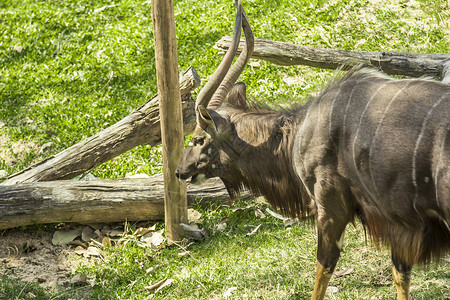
[[227, 82, 248, 109], [197, 105, 214, 129], [197, 105, 229, 136]]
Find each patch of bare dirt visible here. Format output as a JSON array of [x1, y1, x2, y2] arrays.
[[0, 227, 82, 290], [0, 134, 39, 166], [0, 220, 163, 291]]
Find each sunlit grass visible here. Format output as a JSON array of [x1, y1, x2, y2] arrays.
[[0, 0, 449, 298], [4, 200, 446, 299], [1, 0, 448, 178]]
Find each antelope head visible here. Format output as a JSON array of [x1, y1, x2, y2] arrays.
[[176, 0, 254, 185]]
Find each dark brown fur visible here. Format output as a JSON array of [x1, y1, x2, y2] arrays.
[[219, 105, 312, 219], [177, 69, 450, 270], [293, 69, 450, 268], [176, 3, 449, 298]]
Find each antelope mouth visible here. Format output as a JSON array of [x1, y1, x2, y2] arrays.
[[175, 170, 209, 185], [190, 173, 209, 185]]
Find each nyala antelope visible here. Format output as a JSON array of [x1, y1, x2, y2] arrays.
[[176, 1, 450, 299]]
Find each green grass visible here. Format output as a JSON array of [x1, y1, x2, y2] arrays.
[[1, 0, 449, 299], [1, 0, 449, 178], [2, 199, 448, 299]]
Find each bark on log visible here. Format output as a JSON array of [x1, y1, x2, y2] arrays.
[[215, 37, 450, 79], [2, 67, 200, 185], [0, 176, 250, 230]]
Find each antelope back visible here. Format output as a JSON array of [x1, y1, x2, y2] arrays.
[[293, 69, 450, 265]]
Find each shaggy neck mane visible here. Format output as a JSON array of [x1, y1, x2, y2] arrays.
[[220, 105, 312, 219]]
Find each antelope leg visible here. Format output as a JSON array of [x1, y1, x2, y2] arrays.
[[309, 174, 352, 300], [392, 257, 412, 300], [310, 217, 347, 300], [311, 261, 333, 300]]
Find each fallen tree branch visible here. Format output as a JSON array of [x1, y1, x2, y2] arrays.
[[2, 67, 200, 185], [215, 37, 450, 79], [0, 176, 251, 230]]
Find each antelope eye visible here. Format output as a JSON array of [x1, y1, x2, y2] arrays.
[[194, 137, 205, 146]]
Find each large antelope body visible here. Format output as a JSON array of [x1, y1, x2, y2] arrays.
[[176, 1, 450, 299]]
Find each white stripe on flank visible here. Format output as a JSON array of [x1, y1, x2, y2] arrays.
[[351, 82, 388, 200], [434, 125, 449, 208], [295, 95, 324, 198], [296, 96, 321, 167], [368, 80, 413, 199], [328, 81, 346, 146], [352, 83, 388, 173], [412, 91, 450, 205], [342, 77, 366, 141]]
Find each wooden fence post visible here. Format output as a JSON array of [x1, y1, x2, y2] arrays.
[[151, 0, 187, 243]]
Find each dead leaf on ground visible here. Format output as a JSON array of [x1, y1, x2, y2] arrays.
[[74, 246, 86, 255], [245, 224, 261, 236], [174, 223, 207, 241], [38, 142, 53, 154], [0, 170, 8, 178], [74, 246, 103, 258], [141, 231, 165, 249], [70, 273, 88, 286], [255, 208, 266, 218], [249, 61, 261, 68], [86, 246, 102, 256], [102, 236, 112, 247], [68, 240, 87, 248], [232, 204, 254, 212], [81, 226, 95, 242], [188, 208, 203, 224], [223, 287, 237, 298], [214, 222, 227, 232], [178, 251, 191, 258], [283, 219, 300, 227], [144, 278, 174, 293], [105, 229, 124, 237], [52, 228, 82, 246], [265, 208, 289, 221], [335, 268, 354, 277], [327, 286, 339, 294], [134, 225, 156, 237]]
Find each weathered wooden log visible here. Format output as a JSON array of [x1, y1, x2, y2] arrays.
[[1, 67, 200, 185], [0, 176, 250, 230], [215, 37, 450, 79]]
